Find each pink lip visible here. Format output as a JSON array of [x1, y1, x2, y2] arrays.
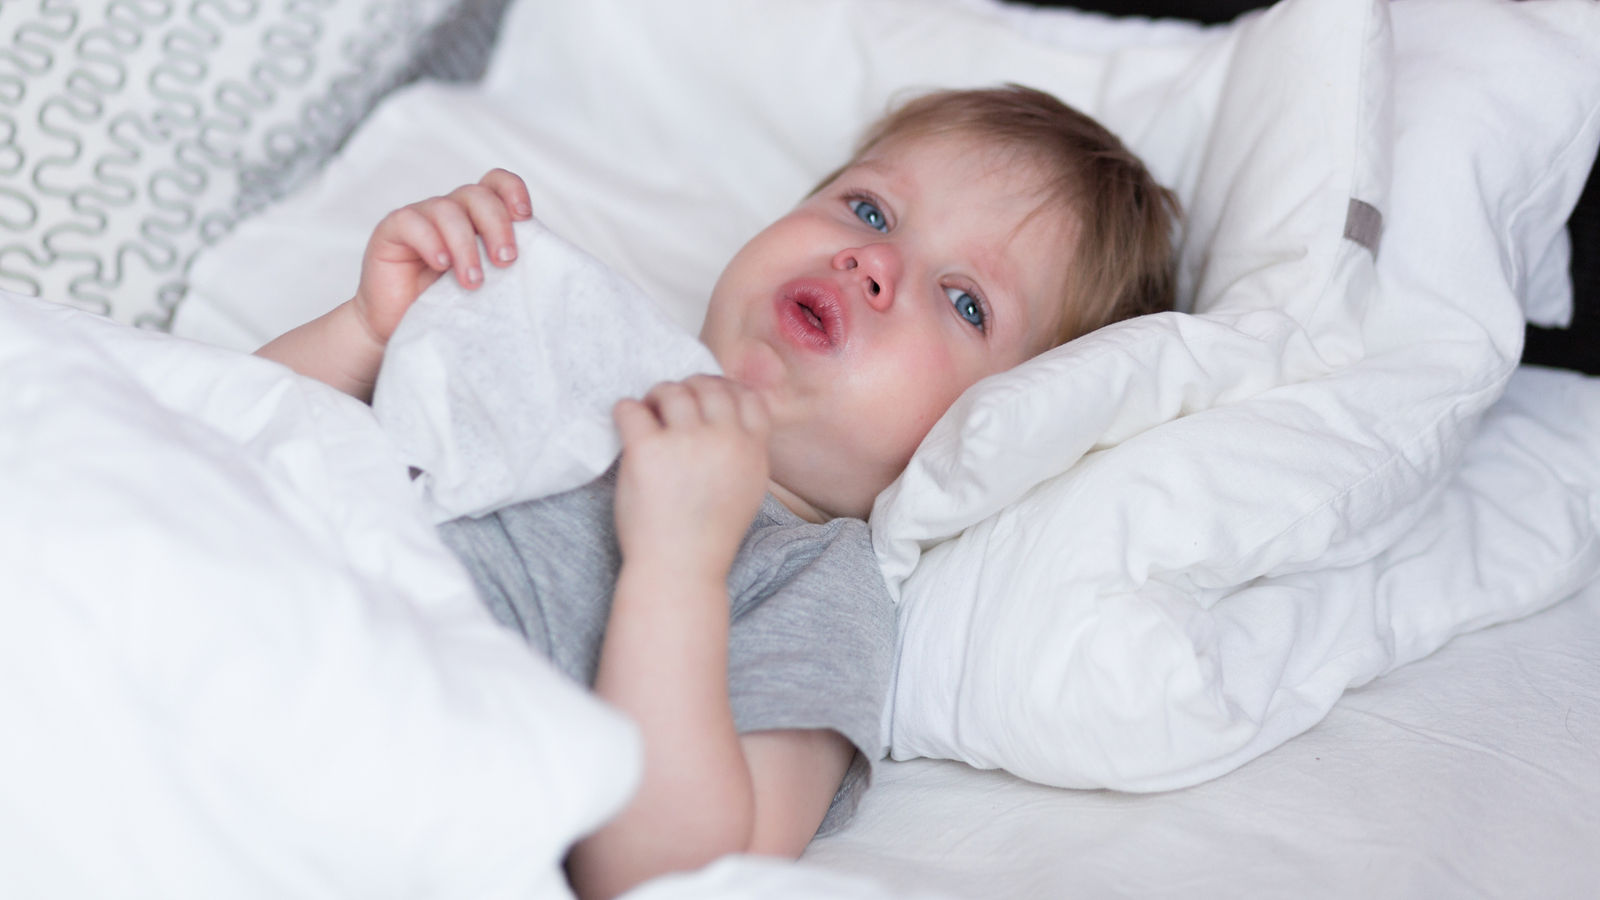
[[774, 278, 847, 353]]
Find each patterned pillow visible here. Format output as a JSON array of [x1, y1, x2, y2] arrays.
[[0, 0, 473, 328]]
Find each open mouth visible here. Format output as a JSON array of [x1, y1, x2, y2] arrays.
[[776, 279, 845, 351]]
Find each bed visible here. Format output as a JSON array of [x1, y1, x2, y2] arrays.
[[4, 0, 1599, 897]]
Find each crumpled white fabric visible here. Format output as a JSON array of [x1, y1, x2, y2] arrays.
[[373, 217, 719, 522], [875, 0, 1600, 790], [0, 292, 639, 899]]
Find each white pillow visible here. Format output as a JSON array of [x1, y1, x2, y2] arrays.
[[0, 0, 460, 328], [881, 0, 1600, 788], [873, 0, 1391, 784], [176, 0, 1235, 347], [1388, 0, 1600, 331], [870, 0, 1391, 593]]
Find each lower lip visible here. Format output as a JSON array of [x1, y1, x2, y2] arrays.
[[775, 295, 837, 353]]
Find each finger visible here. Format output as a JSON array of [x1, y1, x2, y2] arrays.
[[613, 398, 662, 446], [644, 381, 701, 427], [684, 374, 737, 424], [449, 183, 519, 268], [734, 384, 771, 435], [480, 168, 533, 220], [374, 206, 452, 271], [415, 197, 484, 287]]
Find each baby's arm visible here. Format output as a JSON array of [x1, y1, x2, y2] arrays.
[[255, 169, 532, 401], [566, 376, 854, 900]]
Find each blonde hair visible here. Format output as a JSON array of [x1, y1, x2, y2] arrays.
[[823, 85, 1180, 347]]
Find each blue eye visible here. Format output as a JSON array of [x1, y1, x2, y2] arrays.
[[849, 198, 889, 233], [946, 287, 986, 331]]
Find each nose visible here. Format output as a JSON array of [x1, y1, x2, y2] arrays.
[[832, 243, 901, 312]]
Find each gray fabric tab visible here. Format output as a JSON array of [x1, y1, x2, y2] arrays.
[[1344, 198, 1383, 256]]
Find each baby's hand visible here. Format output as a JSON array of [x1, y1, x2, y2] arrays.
[[612, 376, 772, 583], [351, 168, 533, 346]]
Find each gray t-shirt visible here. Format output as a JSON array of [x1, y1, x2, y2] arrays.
[[436, 468, 897, 834]]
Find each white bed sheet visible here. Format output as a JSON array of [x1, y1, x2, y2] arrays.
[[803, 577, 1600, 899], [798, 370, 1600, 899]]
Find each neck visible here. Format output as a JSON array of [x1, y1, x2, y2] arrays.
[[766, 479, 829, 524]]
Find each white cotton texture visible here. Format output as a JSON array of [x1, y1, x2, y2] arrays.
[[373, 217, 720, 522]]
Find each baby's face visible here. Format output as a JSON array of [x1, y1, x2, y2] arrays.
[[700, 133, 1075, 520]]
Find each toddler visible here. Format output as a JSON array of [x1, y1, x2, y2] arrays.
[[259, 85, 1178, 900]]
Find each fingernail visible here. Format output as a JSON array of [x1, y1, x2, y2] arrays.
[[436, 253, 450, 268], [516, 203, 531, 217], [497, 245, 515, 263], [467, 266, 482, 283]]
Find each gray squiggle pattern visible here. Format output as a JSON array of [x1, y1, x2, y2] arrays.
[[0, 0, 460, 329]]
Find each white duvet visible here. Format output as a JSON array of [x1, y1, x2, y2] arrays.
[[0, 293, 642, 898], [0, 284, 934, 896]]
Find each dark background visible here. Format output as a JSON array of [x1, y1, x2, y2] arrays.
[[1018, 0, 1600, 374]]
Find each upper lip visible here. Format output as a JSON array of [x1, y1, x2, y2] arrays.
[[782, 278, 848, 347]]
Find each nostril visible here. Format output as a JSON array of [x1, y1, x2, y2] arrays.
[[868, 279, 880, 296]]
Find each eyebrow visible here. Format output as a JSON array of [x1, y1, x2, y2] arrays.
[[845, 157, 909, 194]]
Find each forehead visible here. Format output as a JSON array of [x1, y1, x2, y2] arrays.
[[856, 132, 1040, 204], [852, 133, 1077, 353]]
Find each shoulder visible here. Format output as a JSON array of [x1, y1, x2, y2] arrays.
[[735, 498, 890, 614], [726, 500, 897, 690]]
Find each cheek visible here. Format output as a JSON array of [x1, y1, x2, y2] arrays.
[[849, 339, 971, 455], [700, 246, 769, 365], [702, 253, 754, 336], [701, 216, 815, 343]]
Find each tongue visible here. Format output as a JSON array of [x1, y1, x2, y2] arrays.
[[802, 305, 824, 330]]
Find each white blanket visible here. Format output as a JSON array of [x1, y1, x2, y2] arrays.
[[0, 292, 642, 898], [374, 218, 717, 523]]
